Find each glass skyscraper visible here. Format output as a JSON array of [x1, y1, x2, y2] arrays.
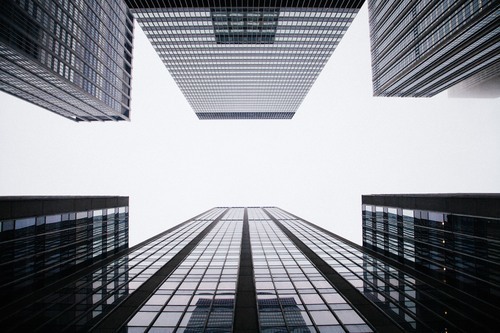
[[126, 1, 364, 119], [0, 196, 129, 306], [0, 0, 134, 121], [362, 194, 499, 332], [368, 1, 500, 97], [1, 204, 498, 332]]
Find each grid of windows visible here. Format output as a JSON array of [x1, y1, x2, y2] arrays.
[[128, 2, 361, 119], [277, 208, 499, 332], [4, 205, 498, 331], [0, 209, 219, 332], [362, 204, 500, 316], [250, 215, 373, 332], [362, 206, 416, 262], [126, 211, 241, 332], [0, 0, 133, 121], [0, 206, 128, 299], [368, 0, 500, 96], [212, 8, 280, 44], [279, 216, 425, 331]]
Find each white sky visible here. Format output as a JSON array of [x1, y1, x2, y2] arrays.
[[1, 5, 499, 246]]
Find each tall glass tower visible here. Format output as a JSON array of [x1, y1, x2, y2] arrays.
[[368, 1, 500, 97], [0, 0, 134, 121], [362, 194, 500, 332], [1, 204, 498, 332], [126, 1, 364, 119], [0, 196, 129, 304]]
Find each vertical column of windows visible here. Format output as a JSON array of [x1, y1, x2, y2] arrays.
[[387, 208, 399, 256], [362, 205, 375, 248], [402, 209, 416, 262]]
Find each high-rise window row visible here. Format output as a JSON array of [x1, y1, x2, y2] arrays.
[[0, 0, 134, 121]]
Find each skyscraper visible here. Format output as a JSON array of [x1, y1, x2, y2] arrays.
[[368, 1, 500, 97], [0, 0, 134, 121], [362, 194, 500, 332], [126, 1, 364, 119], [0, 196, 129, 305], [1, 205, 498, 332]]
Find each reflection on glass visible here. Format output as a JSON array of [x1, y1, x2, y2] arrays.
[[184, 298, 234, 332], [0, 207, 129, 302], [126, 214, 242, 332], [211, 8, 280, 44], [251, 215, 373, 332], [259, 296, 311, 331], [0, 210, 218, 331], [362, 205, 500, 308]]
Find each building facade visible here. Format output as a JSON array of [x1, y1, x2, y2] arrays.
[[126, 0, 364, 119], [0, 196, 129, 304], [362, 194, 500, 332], [0, 0, 134, 121], [368, 1, 500, 97], [1, 205, 498, 332]]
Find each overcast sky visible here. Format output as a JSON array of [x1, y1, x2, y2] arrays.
[[1, 5, 499, 246]]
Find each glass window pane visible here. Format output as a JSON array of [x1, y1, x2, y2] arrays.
[[310, 311, 339, 325], [128, 311, 157, 327]]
